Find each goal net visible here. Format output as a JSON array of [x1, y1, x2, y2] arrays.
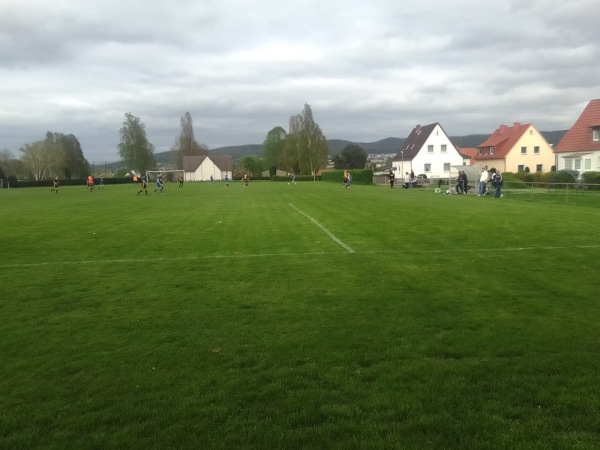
[[145, 170, 185, 184]]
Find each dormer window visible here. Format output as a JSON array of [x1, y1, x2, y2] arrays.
[[593, 128, 600, 142]]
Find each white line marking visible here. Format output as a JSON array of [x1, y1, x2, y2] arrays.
[[1, 245, 598, 270], [288, 203, 355, 253]]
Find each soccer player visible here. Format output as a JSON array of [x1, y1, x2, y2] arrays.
[[99, 176, 105, 190], [154, 173, 164, 193], [224, 174, 230, 188], [137, 176, 148, 195], [50, 177, 59, 193], [178, 175, 184, 188], [87, 175, 94, 192], [242, 173, 249, 187]]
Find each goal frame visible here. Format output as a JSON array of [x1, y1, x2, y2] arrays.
[[145, 170, 185, 184]]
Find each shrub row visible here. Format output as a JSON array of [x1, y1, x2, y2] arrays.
[[320, 169, 374, 185]]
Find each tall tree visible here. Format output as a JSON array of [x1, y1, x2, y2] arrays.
[[0, 149, 14, 177], [172, 112, 208, 169], [262, 126, 287, 169], [44, 132, 90, 179], [118, 112, 156, 174], [298, 104, 329, 178], [283, 104, 329, 177], [283, 114, 303, 175], [20, 141, 64, 180]]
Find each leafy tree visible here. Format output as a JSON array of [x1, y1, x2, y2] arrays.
[[172, 112, 208, 169], [118, 112, 156, 174], [241, 156, 263, 177], [0, 149, 14, 177], [44, 132, 89, 179], [338, 144, 367, 169], [20, 140, 64, 180], [283, 104, 329, 178], [262, 126, 287, 169]]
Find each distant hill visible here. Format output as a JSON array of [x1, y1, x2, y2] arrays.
[[105, 130, 567, 167]]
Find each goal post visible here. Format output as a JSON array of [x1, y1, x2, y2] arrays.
[[145, 170, 185, 184]]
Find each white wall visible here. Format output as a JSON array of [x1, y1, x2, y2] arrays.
[[412, 124, 464, 178], [556, 151, 600, 173]]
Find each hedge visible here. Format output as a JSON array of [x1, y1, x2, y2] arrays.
[[321, 169, 374, 185]]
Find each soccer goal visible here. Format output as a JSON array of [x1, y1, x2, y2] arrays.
[[146, 170, 185, 184]]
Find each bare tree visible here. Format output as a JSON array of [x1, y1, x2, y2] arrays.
[[20, 141, 64, 180], [172, 112, 208, 169]]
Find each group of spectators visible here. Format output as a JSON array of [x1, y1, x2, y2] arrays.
[[445, 166, 503, 198], [387, 170, 416, 189]]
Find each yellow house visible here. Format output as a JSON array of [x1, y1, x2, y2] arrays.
[[473, 122, 555, 173]]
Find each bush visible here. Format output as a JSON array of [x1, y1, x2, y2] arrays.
[[581, 171, 600, 190], [321, 169, 374, 185]]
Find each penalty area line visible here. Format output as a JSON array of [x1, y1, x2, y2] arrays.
[[288, 203, 355, 253]]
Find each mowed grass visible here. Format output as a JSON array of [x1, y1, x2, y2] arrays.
[[1, 181, 599, 449]]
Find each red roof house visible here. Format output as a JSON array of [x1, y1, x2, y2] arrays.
[[554, 99, 600, 173], [473, 122, 554, 173]]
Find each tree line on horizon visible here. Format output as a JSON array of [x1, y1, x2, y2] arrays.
[[0, 110, 567, 182]]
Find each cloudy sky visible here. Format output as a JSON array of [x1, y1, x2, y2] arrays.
[[1, 0, 599, 162]]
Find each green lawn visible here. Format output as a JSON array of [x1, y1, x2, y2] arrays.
[[1, 181, 599, 449]]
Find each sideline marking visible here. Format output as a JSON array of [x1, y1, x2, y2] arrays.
[[288, 203, 355, 253]]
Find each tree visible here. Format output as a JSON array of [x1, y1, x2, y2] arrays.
[[118, 112, 156, 174], [336, 144, 367, 169], [20, 140, 64, 180], [241, 156, 263, 177], [282, 104, 329, 178], [299, 104, 329, 178], [44, 132, 90, 179], [0, 149, 14, 177], [262, 126, 287, 169], [172, 112, 208, 169]]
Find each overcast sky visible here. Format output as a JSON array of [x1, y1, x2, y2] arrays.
[[1, 0, 599, 162]]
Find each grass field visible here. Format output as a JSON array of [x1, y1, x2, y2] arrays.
[[1, 181, 599, 449]]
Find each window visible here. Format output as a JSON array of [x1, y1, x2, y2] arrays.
[[536, 164, 543, 172], [478, 148, 482, 155], [441, 144, 447, 153], [565, 159, 573, 170], [490, 147, 495, 155], [534, 146, 540, 154], [443, 163, 450, 171], [424, 164, 431, 172], [574, 159, 581, 170], [521, 146, 527, 154], [518, 165, 524, 172], [593, 128, 600, 142], [428, 145, 434, 153], [585, 159, 591, 170]]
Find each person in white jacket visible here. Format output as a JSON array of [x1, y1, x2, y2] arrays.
[[478, 166, 489, 196]]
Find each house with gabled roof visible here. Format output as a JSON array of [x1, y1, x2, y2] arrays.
[[554, 99, 600, 173], [391, 123, 464, 178], [473, 122, 554, 173], [183, 155, 233, 181]]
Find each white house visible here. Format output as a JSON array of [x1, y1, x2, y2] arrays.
[[554, 99, 600, 173], [183, 155, 233, 181], [392, 123, 464, 179]]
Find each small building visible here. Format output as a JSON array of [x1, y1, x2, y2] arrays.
[[391, 123, 464, 178], [554, 99, 600, 174], [183, 155, 233, 181], [473, 122, 554, 173]]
